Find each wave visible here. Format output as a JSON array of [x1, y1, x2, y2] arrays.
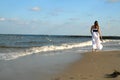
[[0, 39, 119, 61], [15, 41, 49, 44], [0, 41, 92, 60], [0, 46, 27, 48]]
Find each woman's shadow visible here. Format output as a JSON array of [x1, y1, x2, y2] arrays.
[[105, 70, 120, 78]]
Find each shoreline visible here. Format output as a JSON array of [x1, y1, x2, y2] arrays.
[[54, 50, 120, 80], [0, 50, 120, 80], [0, 50, 82, 80]]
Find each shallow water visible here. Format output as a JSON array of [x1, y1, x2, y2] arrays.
[[0, 50, 82, 80]]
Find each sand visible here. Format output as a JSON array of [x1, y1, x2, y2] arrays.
[[54, 51, 120, 80], [0, 51, 81, 80], [0, 50, 120, 80]]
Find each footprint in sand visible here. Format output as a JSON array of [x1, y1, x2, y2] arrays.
[[69, 76, 74, 79], [79, 75, 90, 79], [89, 75, 93, 77], [81, 77, 88, 79], [53, 77, 60, 80]]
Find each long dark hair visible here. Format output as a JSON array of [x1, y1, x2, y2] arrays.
[[94, 20, 99, 28]]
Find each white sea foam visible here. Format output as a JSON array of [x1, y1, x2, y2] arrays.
[[0, 39, 119, 61]]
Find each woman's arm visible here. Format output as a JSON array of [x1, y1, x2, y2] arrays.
[[98, 27, 103, 41], [90, 26, 93, 34]]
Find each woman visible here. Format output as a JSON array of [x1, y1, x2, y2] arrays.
[[90, 21, 103, 52]]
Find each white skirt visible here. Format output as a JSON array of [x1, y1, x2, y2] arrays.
[[92, 32, 103, 50]]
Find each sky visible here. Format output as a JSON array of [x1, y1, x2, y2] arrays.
[[0, 0, 120, 36]]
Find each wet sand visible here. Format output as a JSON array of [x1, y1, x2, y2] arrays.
[[54, 51, 120, 80], [0, 51, 120, 80], [0, 51, 81, 80]]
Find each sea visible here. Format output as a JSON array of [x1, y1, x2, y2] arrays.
[[0, 34, 120, 61], [0, 34, 120, 80]]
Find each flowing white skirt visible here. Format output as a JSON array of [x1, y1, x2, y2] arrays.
[[92, 32, 103, 50]]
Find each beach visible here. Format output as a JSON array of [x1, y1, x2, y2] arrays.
[[0, 34, 120, 80], [54, 51, 120, 80], [0, 50, 120, 80], [0, 50, 82, 80]]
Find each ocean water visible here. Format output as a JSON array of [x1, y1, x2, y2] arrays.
[[0, 34, 120, 61]]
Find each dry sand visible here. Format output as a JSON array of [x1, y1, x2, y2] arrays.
[[53, 51, 120, 80]]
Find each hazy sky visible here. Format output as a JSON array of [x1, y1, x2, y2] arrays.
[[0, 0, 120, 36]]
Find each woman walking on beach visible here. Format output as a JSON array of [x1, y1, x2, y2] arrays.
[[90, 21, 103, 52]]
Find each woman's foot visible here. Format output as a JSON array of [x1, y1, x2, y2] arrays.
[[92, 49, 97, 52]]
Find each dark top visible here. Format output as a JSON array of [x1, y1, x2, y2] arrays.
[[93, 29, 98, 32]]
